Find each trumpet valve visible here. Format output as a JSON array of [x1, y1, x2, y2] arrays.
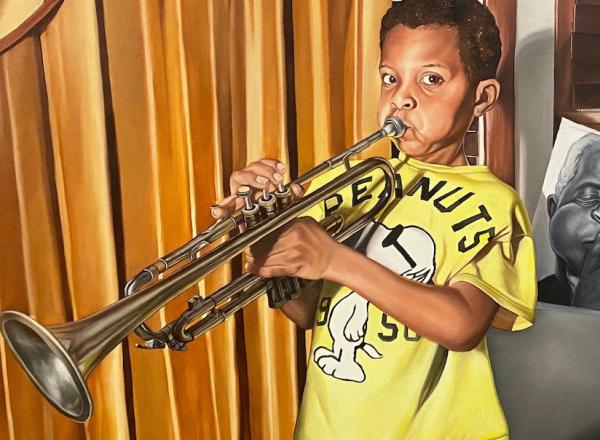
[[274, 184, 293, 209], [258, 192, 278, 217], [237, 185, 261, 228], [237, 185, 255, 210]]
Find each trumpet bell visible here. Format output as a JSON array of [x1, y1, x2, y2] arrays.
[[0, 311, 92, 422]]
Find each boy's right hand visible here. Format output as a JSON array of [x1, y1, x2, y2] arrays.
[[211, 158, 304, 220]]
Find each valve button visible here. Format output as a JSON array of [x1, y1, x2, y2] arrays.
[[237, 185, 252, 198]]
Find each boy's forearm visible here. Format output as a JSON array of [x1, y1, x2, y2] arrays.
[[278, 280, 322, 330], [324, 245, 496, 351]]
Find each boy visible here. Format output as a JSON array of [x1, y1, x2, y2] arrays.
[[214, 0, 536, 438]]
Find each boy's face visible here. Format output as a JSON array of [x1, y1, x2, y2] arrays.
[[377, 24, 476, 160]]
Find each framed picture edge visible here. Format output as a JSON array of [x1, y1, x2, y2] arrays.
[[0, 0, 63, 55]]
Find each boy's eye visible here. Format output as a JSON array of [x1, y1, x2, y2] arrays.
[[381, 73, 397, 85], [419, 73, 444, 86]]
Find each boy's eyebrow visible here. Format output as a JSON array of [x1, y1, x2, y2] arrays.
[[378, 63, 450, 70], [422, 63, 449, 69]]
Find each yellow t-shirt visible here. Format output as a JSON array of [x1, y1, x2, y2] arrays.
[[295, 154, 537, 440]]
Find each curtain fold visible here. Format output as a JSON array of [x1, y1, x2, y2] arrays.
[[0, 1, 391, 438], [1, 36, 84, 440], [38, 0, 130, 437], [231, 2, 298, 440], [0, 41, 53, 440]]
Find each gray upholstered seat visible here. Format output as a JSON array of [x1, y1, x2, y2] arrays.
[[488, 302, 600, 440]]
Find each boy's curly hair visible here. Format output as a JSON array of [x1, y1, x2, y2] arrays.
[[380, 0, 501, 85]]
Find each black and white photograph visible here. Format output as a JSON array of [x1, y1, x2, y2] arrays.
[[534, 118, 600, 309]]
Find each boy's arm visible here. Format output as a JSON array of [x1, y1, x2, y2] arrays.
[[246, 218, 499, 352], [328, 246, 498, 351], [278, 280, 323, 330]]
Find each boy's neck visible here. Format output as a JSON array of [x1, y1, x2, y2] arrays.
[[395, 141, 469, 167]]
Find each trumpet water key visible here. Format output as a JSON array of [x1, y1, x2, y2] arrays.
[[0, 117, 406, 422]]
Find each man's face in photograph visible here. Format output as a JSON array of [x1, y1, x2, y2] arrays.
[[548, 144, 600, 277]]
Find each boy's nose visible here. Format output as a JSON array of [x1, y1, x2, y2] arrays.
[[391, 90, 416, 110], [399, 98, 416, 110]]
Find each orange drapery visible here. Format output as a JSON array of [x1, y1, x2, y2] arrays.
[[0, 1, 390, 439]]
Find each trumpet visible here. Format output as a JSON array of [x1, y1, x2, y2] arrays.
[[0, 117, 406, 422]]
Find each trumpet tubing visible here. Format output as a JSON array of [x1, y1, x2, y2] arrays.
[[0, 117, 406, 422]]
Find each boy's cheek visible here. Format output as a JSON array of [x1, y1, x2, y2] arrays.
[[376, 98, 394, 125]]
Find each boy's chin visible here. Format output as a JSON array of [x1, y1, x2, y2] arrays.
[[396, 140, 430, 158]]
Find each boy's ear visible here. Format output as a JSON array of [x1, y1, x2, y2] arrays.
[[473, 79, 500, 117]]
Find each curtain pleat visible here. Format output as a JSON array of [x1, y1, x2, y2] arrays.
[[346, 1, 391, 160], [293, 1, 335, 173], [0, 346, 11, 440], [178, 1, 241, 438], [0, 1, 392, 438], [39, 0, 129, 438], [102, 1, 182, 439], [0, 43, 47, 440], [0, 36, 85, 440], [230, 2, 298, 439], [293, 1, 389, 171]]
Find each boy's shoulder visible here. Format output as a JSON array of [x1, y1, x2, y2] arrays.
[[391, 156, 515, 194], [390, 156, 531, 230]]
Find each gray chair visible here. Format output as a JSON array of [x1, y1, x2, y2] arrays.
[[488, 302, 600, 440]]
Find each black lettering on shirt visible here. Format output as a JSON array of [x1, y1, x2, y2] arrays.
[[406, 177, 447, 201], [316, 297, 332, 326], [324, 194, 343, 216], [403, 326, 421, 342], [352, 176, 373, 206], [452, 204, 491, 231], [458, 227, 496, 253], [378, 313, 399, 341], [378, 314, 421, 343], [433, 187, 474, 213], [395, 173, 403, 199]]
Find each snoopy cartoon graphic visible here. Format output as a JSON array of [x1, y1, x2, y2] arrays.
[[313, 222, 437, 382]]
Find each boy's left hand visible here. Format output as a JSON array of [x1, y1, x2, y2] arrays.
[[245, 217, 339, 280]]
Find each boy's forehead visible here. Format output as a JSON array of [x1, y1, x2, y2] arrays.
[[380, 24, 461, 67]]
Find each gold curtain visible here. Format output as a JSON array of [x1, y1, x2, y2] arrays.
[[0, 0, 390, 438]]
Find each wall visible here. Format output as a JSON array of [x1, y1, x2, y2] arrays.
[[514, 0, 555, 217]]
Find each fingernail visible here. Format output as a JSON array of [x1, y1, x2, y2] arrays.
[[277, 162, 286, 171], [210, 205, 223, 218], [256, 176, 268, 185], [274, 172, 283, 182]]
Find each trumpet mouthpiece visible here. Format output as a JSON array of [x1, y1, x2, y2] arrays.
[[382, 116, 407, 138]]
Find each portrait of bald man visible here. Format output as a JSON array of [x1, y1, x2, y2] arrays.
[[538, 133, 600, 309]]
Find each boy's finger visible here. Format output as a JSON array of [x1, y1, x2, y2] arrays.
[[253, 183, 278, 201], [258, 159, 287, 173], [244, 162, 286, 186], [211, 194, 239, 219], [290, 183, 305, 198], [243, 249, 250, 260], [230, 170, 271, 194]]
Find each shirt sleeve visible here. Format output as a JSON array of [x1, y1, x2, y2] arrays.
[[450, 233, 538, 331]]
